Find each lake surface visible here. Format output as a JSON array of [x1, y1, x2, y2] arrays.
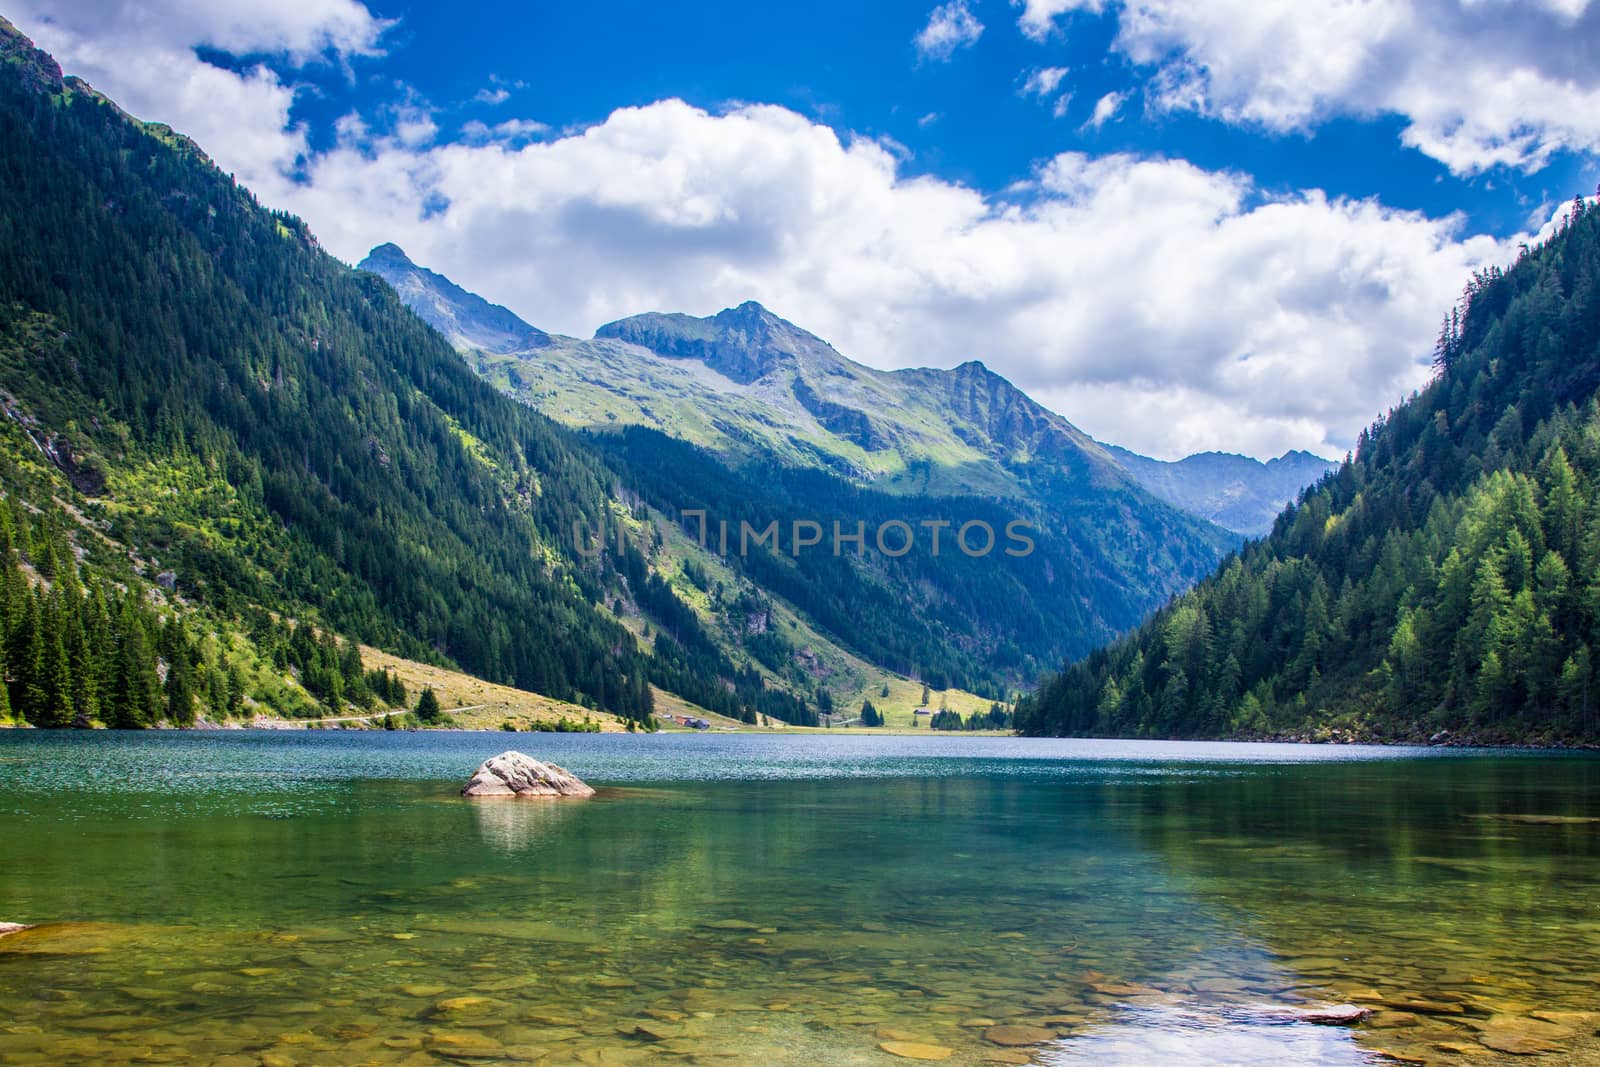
[[1, 732, 1598, 1066]]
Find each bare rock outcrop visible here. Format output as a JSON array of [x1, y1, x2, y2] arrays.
[[461, 751, 595, 798]]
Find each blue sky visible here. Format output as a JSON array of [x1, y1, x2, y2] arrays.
[[12, 0, 1600, 459], [283, 0, 1584, 238]]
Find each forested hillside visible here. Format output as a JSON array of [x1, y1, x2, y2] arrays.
[[0, 21, 666, 724], [1019, 195, 1600, 744], [601, 429, 1110, 693]]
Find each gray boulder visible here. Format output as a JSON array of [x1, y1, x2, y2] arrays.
[[461, 751, 595, 798]]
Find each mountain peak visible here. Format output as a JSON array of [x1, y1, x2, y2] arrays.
[[357, 244, 549, 354], [364, 242, 415, 268], [710, 300, 797, 337], [0, 17, 63, 95], [598, 301, 839, 384]]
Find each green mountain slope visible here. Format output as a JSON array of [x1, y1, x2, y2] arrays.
[[356, 246, 1333, 537], [358, 246, 1240, 639], [1017, 195, 1600, 745]]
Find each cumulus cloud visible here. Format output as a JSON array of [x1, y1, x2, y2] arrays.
[[461, 117, 551, 144], [474, 87, 511, 105], [914, 1, 984, 61], [2, 1, 1542, 460], [1020, 0, 1600, 175], [7, 0, 386, 188], [1021, 66, 1070, 97], [282, 102, 1517, 459]]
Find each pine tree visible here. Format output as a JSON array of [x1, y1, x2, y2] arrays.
[[0, 631, 11, 724], [415, 686, 443, 725], [164, 629, 195, 726], [108, 605, 159, 729], [36, 598, 74, 728]]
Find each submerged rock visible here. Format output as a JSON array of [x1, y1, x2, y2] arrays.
[[1252, 1003, 1372, 1025], [983, 1024, 1057, 1047], [460, 751, 595, 798], [878, 1040, 953, 1060]]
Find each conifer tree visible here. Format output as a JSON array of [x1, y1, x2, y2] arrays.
[[165, 631, 194, 726], [415, 686, 443, 725], [36, 598, 74, 728]]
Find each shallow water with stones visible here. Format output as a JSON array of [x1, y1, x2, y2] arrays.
[[1, 731, 1597, 1066]]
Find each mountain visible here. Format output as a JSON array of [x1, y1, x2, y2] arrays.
[[0, 17, 1239, 735], [358, 246, 1239, 630], [361, 245, 1110, 494], [1103, 446, 1338, 536], [1017, 195, 1600, 745]]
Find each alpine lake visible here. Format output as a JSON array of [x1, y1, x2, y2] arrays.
[[1, 732, 1598, 1066]]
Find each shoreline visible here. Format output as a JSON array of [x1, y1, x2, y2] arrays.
[[3, 719, 1598, 750]]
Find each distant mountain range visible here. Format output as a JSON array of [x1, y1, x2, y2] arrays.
[[1104, 447, 1337, 536], [358, 245, 1329, 536]]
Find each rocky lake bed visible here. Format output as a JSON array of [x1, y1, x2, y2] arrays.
[[1, 732, 1597, 1065]]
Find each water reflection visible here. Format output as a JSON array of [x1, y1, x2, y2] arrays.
[[1107, 757, 1600, 1063], [1039, 1001, 1381, 1066], [467, 794, 578, 854]]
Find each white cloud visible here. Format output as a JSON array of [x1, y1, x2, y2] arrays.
[[1058, 0, 1600, 175], [4, 1, 1545, 461], [461, 117, 551, 144], [1021, 66, 1070, 97], [283, 102, 1518, 460], [1014, 0, 1104, 41], [1082, 90, 1127, 130], [7, 0, 387, 186], [914, 1, 984, 61], [392, 105, 438, 148], [474, 87, 511, 105], [1020, 66, 1073, 118], [917, 111, 943, 127]]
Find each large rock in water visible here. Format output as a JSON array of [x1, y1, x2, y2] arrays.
[[461, 751, 595, 798]]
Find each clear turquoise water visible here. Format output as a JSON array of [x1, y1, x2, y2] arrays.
[[1, 732, 1597, 1065]]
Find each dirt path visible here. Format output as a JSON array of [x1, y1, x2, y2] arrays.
[[262, 705, 489, 728]]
